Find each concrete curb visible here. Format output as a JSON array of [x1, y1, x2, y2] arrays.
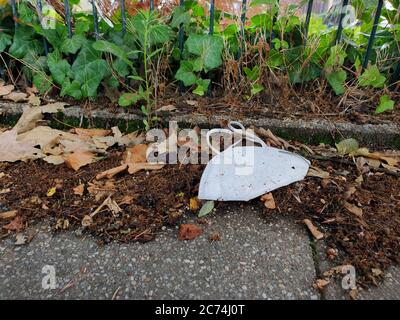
[[1, 101, 399, 148]]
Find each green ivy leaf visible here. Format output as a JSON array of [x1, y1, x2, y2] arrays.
[[8, 26, 43, 59], [375, 94, 395, 114], [326, 69, 347, 95], [185, 34, 224, 72], [325, 45, 347, 68], [130, 10, 173, 47], [0, 33, 12, 52], [193, 79, 210, 96], [175, 61, 197, 86], [33, 73, 53, 94], [74, 19, 90, 35], [358, 65, 386, 88], [112, 59, 130, 78], [71, 43, 109, 97], [250, 0, 276, 7], [251, 83, 264, 96], [61, 79, 82, 100], [171, 6, 191, 29], [244, 66, 260, 81], [118, 92, 142, 107], [93, 40, 132, 66], [47, 51, 71, 85], [60, 34, 87, 55]]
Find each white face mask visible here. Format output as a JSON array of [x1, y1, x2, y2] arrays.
[[198, 121, 310, 201]]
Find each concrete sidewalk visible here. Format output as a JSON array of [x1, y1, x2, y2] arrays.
[[0, 204, 398, 300]]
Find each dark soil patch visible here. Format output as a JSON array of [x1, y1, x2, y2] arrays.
[[0, 156, 203, 244]]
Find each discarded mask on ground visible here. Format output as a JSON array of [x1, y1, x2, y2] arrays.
[[198, 122, 310, 201]]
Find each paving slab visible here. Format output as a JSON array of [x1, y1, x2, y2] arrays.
[[0, 204, 319, 300]]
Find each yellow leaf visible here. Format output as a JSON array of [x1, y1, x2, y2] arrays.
[[47, 187, 57, 197], [190, 197, 200, 211]]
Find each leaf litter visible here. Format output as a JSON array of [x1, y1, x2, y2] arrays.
[[0, 115, 399, 288]]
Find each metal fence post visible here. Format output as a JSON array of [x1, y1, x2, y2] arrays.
[[303, 0, 313, 46], [150, 0, 154, 11], [178, 0, 185, 93], [178, 0, 185, 54], [64, 0, 72, 38], [209, 0, 215, 36], [91, 0, 100, 40], [240, 0, 247, 39], [208, 0, 216, 96], [121, 0, 126, 36], [334, 0, 348, 45], [10, 0, 18, 30], [271, 0, 279, 41], [362, 0, 384, 70]]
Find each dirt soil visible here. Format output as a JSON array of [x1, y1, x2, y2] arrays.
[[54, 84, 400, 126], [1, 147, 399, 286]]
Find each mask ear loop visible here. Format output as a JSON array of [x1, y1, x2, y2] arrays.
[[206, 122, 267, 155], [206, 129, 240, 155], [228, 121, 267, 148]]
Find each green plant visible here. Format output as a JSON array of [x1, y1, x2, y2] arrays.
[[175, 33, 224, 96], [375, 94, 395, 114], [121, 9, 173, 129]]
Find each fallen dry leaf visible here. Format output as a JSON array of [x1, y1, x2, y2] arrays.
[[343, 201, 363, 218], [260, 193, 276, 209], [255, 127, 294, 150], [178, 224, 203, 240], [0, 130, 44, 162], [344, 186, 357, 200], [0, 84, 15, 96], [303, 219, 324, 240], [156, 105, 177, 112], [209, 232, 221, 241], [307, 167, 330, 179], [26, 86, 38, 95], [74, 128, 111, 138], [3, 216, 24, 231], [13, 103, 66, 134], [15, 233, 33, 246], [73, 184, 85, 196], [189, 197, 200, 211], [43, 155, 64, 165], [119, 195, 136, 205], [96, 164, 128, 180], [0, 210, 17, 220], [3, 92, 28, 102], [351, 148, 399, 167], [371, 268, 383, 277], [127, 163, 164, 175], [186, 100, 198, 106], [313, 279, 330, 291], [64, 150, 95, 171], [124, 144, 148, 164], [27, 93, 40, 106], [87, 180, 116, 202], [349, 289, 359, 300]]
